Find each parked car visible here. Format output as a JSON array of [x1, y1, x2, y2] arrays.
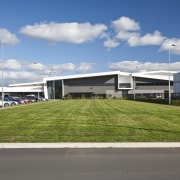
[[0, 100, 11, 107], [11, 97, 30, 104], [4, 97, 19, 106], [25, 95, 38, 103], [12, 97, 25, 104], [38, 96, 48, 101], [21, 97, 29, 104]]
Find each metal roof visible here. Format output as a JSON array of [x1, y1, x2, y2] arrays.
[[2, 86, 43, 93], [9, 81, 44, 87], [43, 71, 131, 82], [132, 71, 178, 81]]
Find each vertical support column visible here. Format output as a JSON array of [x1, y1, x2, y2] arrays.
[[62, 79, 64, 99]]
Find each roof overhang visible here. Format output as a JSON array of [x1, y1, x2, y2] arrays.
[[43, 71, 132, 82]]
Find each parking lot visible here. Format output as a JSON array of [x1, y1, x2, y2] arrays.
[[0, 95, 48, 107]]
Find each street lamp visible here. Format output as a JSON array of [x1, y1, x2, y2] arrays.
[[168, 44, 176, 105], [49, 71, 56, 100], [1, 40, 4, 108], [133, 73, 136, 101], [133, 66, 138, 101]]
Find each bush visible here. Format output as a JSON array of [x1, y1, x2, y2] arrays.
[[135, 98, 168, 105], [134, 98, 180, 106], [172, 99, 180, 106], [66, 94, 72, 100]]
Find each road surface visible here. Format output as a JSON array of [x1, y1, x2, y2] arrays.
[[0, 148, 180, 180]]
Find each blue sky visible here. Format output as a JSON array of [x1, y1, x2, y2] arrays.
[[0, 0, 180, 85]]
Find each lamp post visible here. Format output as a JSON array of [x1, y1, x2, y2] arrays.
[[133, 66, 138, 101], [50, 71, 56, 100], [1, 40, 4, 108], [168, 44, 176, 105], [133, 73, 136, 101], [34, 62, 40, 101]]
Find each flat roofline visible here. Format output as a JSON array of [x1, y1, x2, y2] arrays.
[[43, 71, 132, 82], [9, 81, 44, 87]]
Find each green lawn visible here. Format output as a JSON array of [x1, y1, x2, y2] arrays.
[[0, 99, 180, 142]]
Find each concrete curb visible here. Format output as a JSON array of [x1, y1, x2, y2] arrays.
[[0, 142, 180, 149]]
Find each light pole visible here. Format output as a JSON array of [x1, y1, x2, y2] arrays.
[[133, 66, 138, 101], [34, 62, 40, 101], [50, 71, 56, 100], [1, 40, 4, 108], [133, 73, 136, 101], [168, 44, 176, 105]]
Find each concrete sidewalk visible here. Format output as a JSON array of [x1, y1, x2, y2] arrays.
[[0, 142, 180, 148]]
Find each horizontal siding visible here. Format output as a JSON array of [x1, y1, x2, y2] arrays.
[[64, 75, 117, 96]]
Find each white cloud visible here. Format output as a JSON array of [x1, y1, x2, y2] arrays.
[[49, 63, 75, 73], [159, 38, 180, 54], [18, 17, 180, 53], [25, 62, 47, 71], [76, 62, 94, 73], [128, 31, 165, 47], [20, 22, 107, 44], [103, 16, 140, 49], [0, 29, 20, 45], [1, 60, 94, 84], [109, 60, 180, 72], [116, 31, 139, 40], [112, 16, 140, 32], [2, 59, 22, 70], [103, 38, 120, 50], [108, 17, 168, 49], [3, 71, 40, 85], [5, 71, 36, 80]]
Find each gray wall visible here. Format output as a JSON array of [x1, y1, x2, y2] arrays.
[[63, 75, 117, 98], [135, 77, 170, 91], [174, 72, 180, 97]]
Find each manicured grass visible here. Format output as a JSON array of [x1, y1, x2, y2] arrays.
[[0, 99, 180, 142]]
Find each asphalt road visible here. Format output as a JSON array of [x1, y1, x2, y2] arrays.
[[0, 148, 180, 180]]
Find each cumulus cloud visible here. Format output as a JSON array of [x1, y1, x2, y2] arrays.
[[76, 62, 95, 73], [103, 17, 140, 49], [1, 59, 96, 84], [104, 16, 172, 51], [103, 38, 120, 50], [2, 71, 41, 85], [2, 59, 22, 70], [5, 71, 36, 80], [24, 62, 48, 71], [112, 16, 140, 32], [127, 31, 165, 47], [48, 63, 75, 73], [17, 17, 180, 54], [20, 22, 107, 44], [115, 31, 139, 40], [109, 60, 180, 72], [0, 29, 20, 45], [159, 38, 180, 54]]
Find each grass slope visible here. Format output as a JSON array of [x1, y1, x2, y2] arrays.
[[0, 99, 180, 142]]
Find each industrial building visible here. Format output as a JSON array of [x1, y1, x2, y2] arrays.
[[2, 70, 178, 100]]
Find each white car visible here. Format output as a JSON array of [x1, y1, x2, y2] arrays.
[[0, 100, 11, 107], [4, 97, 19, 106]]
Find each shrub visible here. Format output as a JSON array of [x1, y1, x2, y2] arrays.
[[172, 99, 180, 106]]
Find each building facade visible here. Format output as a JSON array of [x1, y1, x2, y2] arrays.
[[43, 71, 176, 100], [174, 72, 180, 98], [1, 70, 178, 100]]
